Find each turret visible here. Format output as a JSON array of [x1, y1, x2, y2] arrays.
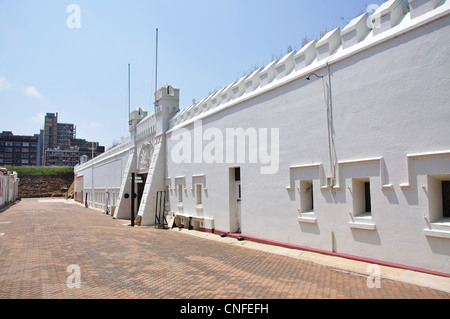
[[154, 84, 180, 134]]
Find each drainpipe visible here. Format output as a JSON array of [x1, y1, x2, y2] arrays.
[[326, 61, 336, 189], [327, 61, 337, 254]]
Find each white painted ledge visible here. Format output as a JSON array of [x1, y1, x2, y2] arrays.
[[298, 212, 317, 224], [424, 229, 450, 239], [195, 205, 204, 213], [349, 221, 377, 231]]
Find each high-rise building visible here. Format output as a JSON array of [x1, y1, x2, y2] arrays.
[[43, 113, 58, 151], [0, 131, 39, 166], [42, 113, 104, 166], [43, 113, 76, 150], [2, 113, 104, 167], [57, 123, 76, 147]]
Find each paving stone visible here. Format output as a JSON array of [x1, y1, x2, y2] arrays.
[[0, 198, 448, 299]]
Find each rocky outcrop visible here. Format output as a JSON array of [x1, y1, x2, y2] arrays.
[[18, 174, 74, 198]]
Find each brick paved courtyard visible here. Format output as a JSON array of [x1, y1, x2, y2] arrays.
[[0, 198, 449, 301]]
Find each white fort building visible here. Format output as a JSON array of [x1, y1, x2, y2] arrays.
[[74, 0, 450, 276]]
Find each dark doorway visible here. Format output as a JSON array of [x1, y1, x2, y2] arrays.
[[364, 182, 372, 213], [137, 174, 147, 212], [443, 181, 450, 218]]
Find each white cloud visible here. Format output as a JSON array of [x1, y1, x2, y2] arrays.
[[0, 77, 11, 91], [24, 86, 42, 99], [90, 122, 104, 129], [31, 113, 45, 124]]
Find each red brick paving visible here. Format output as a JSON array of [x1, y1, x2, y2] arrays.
[[0, 198, 449, 300]]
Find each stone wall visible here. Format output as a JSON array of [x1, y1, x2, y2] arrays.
[[18, 174, 74, 198]]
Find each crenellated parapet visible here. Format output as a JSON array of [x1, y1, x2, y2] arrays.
[[371, 0, 405, 36], [341, 13, 370, 49], [409, 0, 443, 18], [135, 114, 157, 143], [316, 27, 342, 61], [168, 0, 449, 131]]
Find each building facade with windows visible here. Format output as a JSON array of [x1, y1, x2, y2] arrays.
[[74, 0, 450, 276], [57, 123, 76, 147], [44, 148, 81, 167], [44, 141, 105, 167], [0, 132, 39, 166], [42, 113, 103, 166], [43, 112, 76, 150], [43, 113, 58, 151]]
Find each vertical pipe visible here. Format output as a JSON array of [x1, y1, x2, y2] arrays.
[[155, 28, 159, 95], [331, 231, 336, 253], [131, 173, 135, 227], [326, 62, 336, 187], [128, 63, 131, 125], [154, 191, 159, 226]]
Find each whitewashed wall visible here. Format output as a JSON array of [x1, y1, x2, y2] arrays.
[[74, 141, 132, 212], [166, 0, 450, 274], [74, 87, 179, 222], [74, 0, 450, 275], [0, 169, 19, 207]]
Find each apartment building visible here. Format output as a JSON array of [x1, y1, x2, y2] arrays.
[[0, 131, 39, 167]]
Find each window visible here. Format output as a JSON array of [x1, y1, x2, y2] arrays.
[[300, 180, 314, 213], [443, 181, 450, 218], [427, 175, 450, 222], [235, 167, 241, 182], [365, 182, 372, 213], [196, 184, 202, 205], [178, 184, 183, 203], [352, 177, 372, 217]]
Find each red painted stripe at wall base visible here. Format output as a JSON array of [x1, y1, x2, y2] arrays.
[[212, 229, 450, 278]]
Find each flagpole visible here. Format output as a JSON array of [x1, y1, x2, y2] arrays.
[[128, 63, 131, 125], [155, 28, 158, 103]]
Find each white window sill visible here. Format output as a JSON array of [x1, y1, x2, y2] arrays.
[[349, 213, 376, 230], [353, 212, 372, 219], [349, 221, 377, 231], [424, 229, 450, 239], [430, 218, 450, 229], [298, 212, 317, 224], [424, 218, 450, 239]]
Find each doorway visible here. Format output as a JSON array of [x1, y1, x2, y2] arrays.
[[443, 181, 450, 218], [229, 167, 241, 233], [137, 173, 147, 212]]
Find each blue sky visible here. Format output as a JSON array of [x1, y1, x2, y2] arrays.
[[0, 0, 385, 149]]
